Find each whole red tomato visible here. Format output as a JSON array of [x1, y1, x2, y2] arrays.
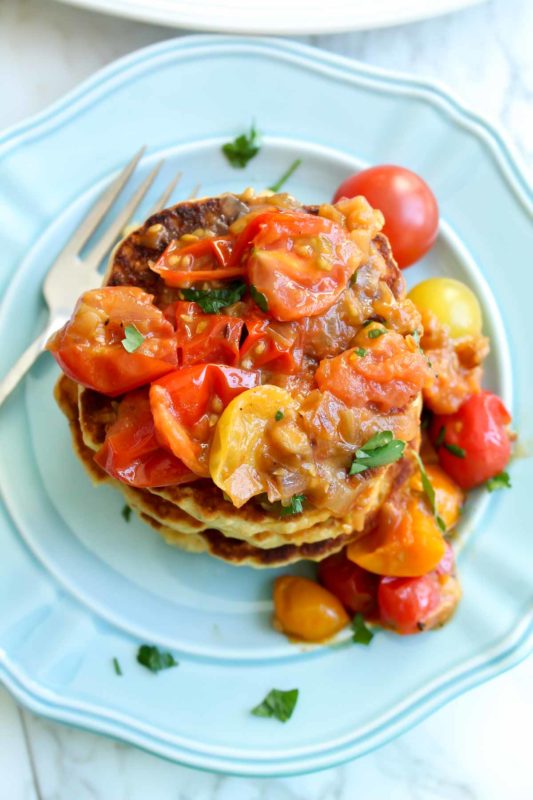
[[333, 165, 439, 268]]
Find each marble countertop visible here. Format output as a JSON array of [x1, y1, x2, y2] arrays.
[[0, 0, 531, 797]]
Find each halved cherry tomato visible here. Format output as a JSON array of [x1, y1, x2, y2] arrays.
[[239, 314, 302, 373], [94, 389, 194, 488], [273, 575, 350, 642], [47, 287, 178, 397], [431, 391, 512, 489], [174, 301, 243, 366], [410, 464, 464, 531], [315, 325, 431, 412], [245, 210, 361, 321], [150, 364, 260, 477], [333, 166, 439, 268], [318, 551, 378, 614], [151, 236, 244, 286]]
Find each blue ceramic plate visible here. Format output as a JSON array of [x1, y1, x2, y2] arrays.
[[0, 37, 531, 776]]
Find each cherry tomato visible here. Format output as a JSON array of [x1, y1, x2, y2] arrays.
[[244, 210, 360, 321], [94, 390, 194, 488], [150, 364, 260, 477], [410, 464, 464, 531], [333, 165, 438, 268], [174, 301, 244, 366], [431, 391, 512, 489], [315, 325, 431, 412], [318, 552, 378, 614], [378, 574, 441, 634], [47, 287, 178, 396], [273, 576, 349, 642], [239, 314, 302, 374], [408, 278, 482, 339], [151, 236, 244, 287]]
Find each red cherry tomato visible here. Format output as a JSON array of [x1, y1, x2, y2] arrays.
[[333, 165, 439, 268], [174, 301, 244, 366], [378, 574, 441, 634], [239, 314, 303, 374], [94, 390, 194, 488], [318, 551, 378, 614], [431, 391, 512, 489]]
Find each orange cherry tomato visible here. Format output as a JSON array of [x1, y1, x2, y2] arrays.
[[244, 210, 360, 321], [333, 166, 439, 268], [47, 287, 178, 397], [410, 464, 464, 531], [273, 576, 350, 642], [94, 389, 194, 488], [174, 301, 244, 366], [149, 364, 260, 477], [347, 494, 446, 577]]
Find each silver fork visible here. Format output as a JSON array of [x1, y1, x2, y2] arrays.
[[0, 148, 182, 407]]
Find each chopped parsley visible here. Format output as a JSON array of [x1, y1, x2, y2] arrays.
[[112, 657, 122, 676], [355, 347, 367, 357], [275, 410, 284, 421], [435, 426, 446, 447], [413, 452, 446, 533], [222, 124, 260, 168], [249, 284, 269, 312], [268, 159, 302, 192], [280, 494, 306, 516], [368, 328, 386, 339], [412, 329, 421, 347], [251, 688, 299, 723], [137, 645, 178, 674], [350, 271, 360, 287], [182, 280, 246, 314], [121, 505, 132, 522], [122, 324, 144, 353], [443, 442, 466, 458], [352, 613, 374, 645], [349, 431, 406, 475], [486, 471, 511, 492]]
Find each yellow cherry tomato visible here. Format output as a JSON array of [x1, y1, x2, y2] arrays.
[[410, 464, 464, 531], [209, 385, 298, 507], [273, 576, 350, 642], [347, 495, 446, 577], [408, 277, 482, 339]]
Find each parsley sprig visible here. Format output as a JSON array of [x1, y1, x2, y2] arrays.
[[249, 284, 269, 312], [349, 431, 406, 475], [352, 613, 374, 645], [121, 505, 132, 522], [182, 281, 246, 314], [122, 324, 144, 353], [413, 452, 446, 533], [251, 688, 299, 723], [280, 494, 306, 516], [137, 645, 178, 674], [486, 471, 511, 492], [268, 159, 302, 193], [222, 124, 260, 168]]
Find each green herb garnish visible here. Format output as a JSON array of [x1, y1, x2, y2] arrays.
[[486, 471, 511, 492], [413, 452, 446, 533], [122, 324, 144, 353], [355, 348, 367, 357], [412, 329, 421, 346], [352, 613, 374, 645], [350, 271, 360, 287], [435, 426, 446, 447], [121, 505, 132, 522], [275, 410, 284, 421], [249, 284, 269, 312], [222, 124, 260, 168], [368, 328, 386, 339], [112, 657, 122, 676], [137, 645, 178, 674], [251, 688, 299, 723], [280, 494, 306, 516], [443, 442, 466, 458], [349, 431, 406, 475], [268, 159, 302, 192], [182, 280, 246, 314]]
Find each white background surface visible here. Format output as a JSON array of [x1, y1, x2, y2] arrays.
[[0, 0, 531, 797]]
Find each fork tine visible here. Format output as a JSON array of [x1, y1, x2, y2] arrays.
[[62, 147, 145, 258], [149, 170, 182, 215], [188, 182, 201, 200], [84, 160, 164, 270]]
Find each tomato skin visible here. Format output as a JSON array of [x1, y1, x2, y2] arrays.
[[151, 236, 243, 286], [47, 287, 178, 397], [273, 575, 350, 642], [150, 364, 260, 476], [431, 391, 512, 489], [378, 574, 441, 634], [318, 552, 378, 614], [333, 166, 438, 268], [239, 314, 303, 373], [94, 390, 193, 488], [174, 301, 244, 366]]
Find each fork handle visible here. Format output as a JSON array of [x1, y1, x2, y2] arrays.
[[0, 318, 62, 408]]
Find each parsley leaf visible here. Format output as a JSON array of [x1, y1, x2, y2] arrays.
[[122, 324, 144, 353], [412, 329, 421, 346], [349, 431, 406, 475], [222, 124, 260, 168], [112, 657, 122, 676], [355, 348, 367, 357], [486, 471, 511, 492], [121, 505, 132, 522], [413, 452, 446, 533], [444, 442, 466, 458], [251, 688, 299, 722], [275, 410, 284, 421], [182, 280, 246, 314], [137, 645, 178, 673], [368, 328, 386, 339], [249, 284, 269, 312], [280, 494, 306, 516], [435, 425, 446, 447], [352, 613, 374, 645], [268, 159, 302, 192]]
